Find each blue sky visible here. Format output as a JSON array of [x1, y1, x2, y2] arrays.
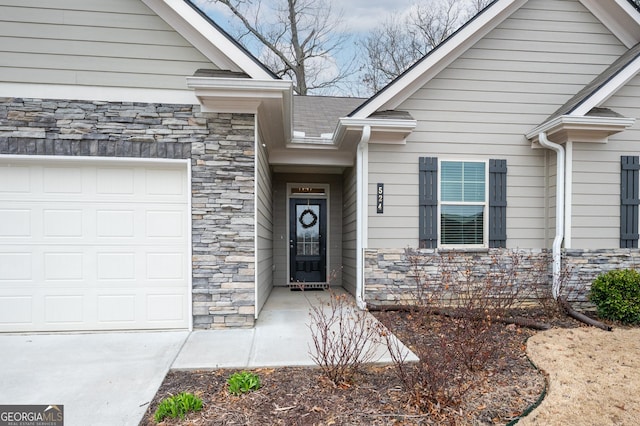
[[190, 0, 418, 35]]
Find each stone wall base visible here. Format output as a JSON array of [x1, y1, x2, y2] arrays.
[[364, 248, 640, 310]]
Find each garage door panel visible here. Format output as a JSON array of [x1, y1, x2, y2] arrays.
[[0, 296, 32, 324], [98, 295, 137, 323], [147, 253, 184, 280], [44, 252, 84, 281], [0, 209, 31, 237], [146, 210, 184, 238], [44, 295, 84, 324], [0, 159, 190, 332], [0, 252, 33, 281], [146, 168, 185, 196], [96, 210, 135, 238], [43, 167, 83, 194], [147, 294, 185, 322], [0, 166, 30, 192], [43, 209, 83, 237], [96, 168, 135, 195]]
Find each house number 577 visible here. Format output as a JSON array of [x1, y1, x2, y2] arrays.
[[377, 183, 384, 214]]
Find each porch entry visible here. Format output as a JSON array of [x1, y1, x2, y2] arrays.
[[289, 198, 327, 283]]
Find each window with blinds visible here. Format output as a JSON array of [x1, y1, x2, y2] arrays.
[[440, 161, 487, 246]]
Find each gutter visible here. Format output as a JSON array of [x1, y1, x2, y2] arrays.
[[355, 125, 371, 309], [538, 132, 564, 299]]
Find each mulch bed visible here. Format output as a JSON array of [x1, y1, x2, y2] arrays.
[[141, 309, 581, 425]]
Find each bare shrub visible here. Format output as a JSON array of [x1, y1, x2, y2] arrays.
[[308, 290, 381, 385], [380, 315, 474, 417], [382, 248, 556, 414]]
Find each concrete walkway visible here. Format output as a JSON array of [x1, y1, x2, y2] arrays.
[[173, 287, 418, 369], [0, 287, 415, 425]]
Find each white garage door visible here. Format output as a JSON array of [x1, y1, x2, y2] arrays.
[[0, 158, 191, 332]]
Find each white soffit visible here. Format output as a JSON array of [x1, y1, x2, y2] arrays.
[[351, 0, 527, 118], [526, 115, 636, 145], [142, 0, 274, 80]]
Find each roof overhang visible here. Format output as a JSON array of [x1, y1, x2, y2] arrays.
[[336, 117, 418, 146], [187, 76, 293, 148], [526, 115, 636, 146]]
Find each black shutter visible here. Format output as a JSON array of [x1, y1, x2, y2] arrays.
[[621, 156, 639, 248], [419, 157, 438, 248], [489, 159, 507, 248]]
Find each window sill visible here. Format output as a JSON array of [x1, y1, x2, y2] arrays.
[[437, 247, 489, 253]]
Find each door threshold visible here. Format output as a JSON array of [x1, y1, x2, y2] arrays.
[[288, 282, 329, 291]]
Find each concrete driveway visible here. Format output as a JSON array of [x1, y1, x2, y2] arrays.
[[0, 331, 187, 426]]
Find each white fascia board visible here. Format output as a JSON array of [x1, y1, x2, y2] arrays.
[[581, 0, 640, 48], [143, 0, 274, 80], [335, 117, 417, 145], [0, 82, 199, 105], [526, 115, 636, 141], [570, 56, 640, 117], [187, 77, 292, 93], [352, 0, 526, 118], [187, 76, 292, 113]]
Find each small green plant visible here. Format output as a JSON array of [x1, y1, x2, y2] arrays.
[[590, 269, 640, 324], [153, 392, 203, 423], [227, 371, 261, 395]]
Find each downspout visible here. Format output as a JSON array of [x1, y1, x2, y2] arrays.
[[355, 125, 371, 309], [564, 140, 573, 248], [538, 132, 564, 299]]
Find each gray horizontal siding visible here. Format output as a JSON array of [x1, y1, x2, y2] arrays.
[[0, 0, 217, 91], [571, 72, 640, 249], [368, 0, 625, 250]]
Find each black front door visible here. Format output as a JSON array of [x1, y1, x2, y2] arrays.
[[289, 198, 327, 283]]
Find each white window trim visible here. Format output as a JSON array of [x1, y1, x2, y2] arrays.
[[437, 159, 489, 249]]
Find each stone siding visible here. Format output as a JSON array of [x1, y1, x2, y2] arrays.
[[364, 248, 552, 307], [563, 249, 640, 302], [0, 97, 256, 328], [365, 248, 640, 308]]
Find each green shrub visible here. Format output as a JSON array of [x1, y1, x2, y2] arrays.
[[590, 269, 640, 324], [153, 392, 203, 423], [227, 371, 261, 395]]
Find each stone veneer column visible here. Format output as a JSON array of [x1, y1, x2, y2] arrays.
[[0, 98, 257, 329], [191, 113, 256, 329]]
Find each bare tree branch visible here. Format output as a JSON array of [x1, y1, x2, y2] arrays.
[[358, 0, 493, 96], [210, 0, 353, 95]]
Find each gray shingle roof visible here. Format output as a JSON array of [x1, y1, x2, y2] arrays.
[[293, 96, 365, 137], [548, 42, 640, 120]]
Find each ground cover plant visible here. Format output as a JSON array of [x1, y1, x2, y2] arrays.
[[153, 392, 203, 422], [227, 371, 261, 395]]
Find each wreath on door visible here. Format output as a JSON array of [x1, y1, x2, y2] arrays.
[[299, 208, 318, 229]]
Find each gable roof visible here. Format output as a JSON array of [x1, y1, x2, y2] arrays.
[[350, 0, 640, 119], [142, 0, 276, 80], [547, 41, 640, 119]]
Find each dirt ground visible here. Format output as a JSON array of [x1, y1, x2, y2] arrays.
[[521, 327, 640, 425], [141, 310, 640, 425], [141, 311, 546, 425]]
